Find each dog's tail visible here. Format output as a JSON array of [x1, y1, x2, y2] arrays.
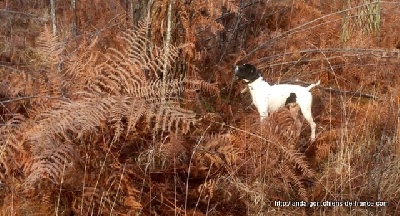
[[306, 80, 321, 91]]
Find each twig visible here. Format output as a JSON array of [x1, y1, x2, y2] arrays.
[[0, 9, 47, 21], [320, 86, 378, 100], [240, 1, 382, 61], [0, 96, 65, 106], [254, 48, 400, 67], [184, 125, 211, 214], [0, 124, 19, 127], [285, 80, 378, 100]]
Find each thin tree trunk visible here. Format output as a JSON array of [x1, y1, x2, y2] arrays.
[[146, 0, 154, 23], [71, 0, 77, 37], [50, 0, 57, 36], [162, 0, 175, 100], [129, 0, 148, 26], [146, 0, 154, 80]]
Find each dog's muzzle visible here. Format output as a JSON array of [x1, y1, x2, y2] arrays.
[[233, 65, 239, 80]]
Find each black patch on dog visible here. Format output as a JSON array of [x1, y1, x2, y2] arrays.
[[285, 93, 297, 105], [234, 64, 261, 83]]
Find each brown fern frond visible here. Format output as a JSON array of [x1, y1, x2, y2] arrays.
[[90, 48, 146, 95], [35, 26, 64, 70], [177, 7, 196, 59], [86, 20, 207, 116], [151, 102, 197, 134], [315, 141, 333, 164], [280, 162, 309, 201], [88, 20, 179, 97], [194, 134, 238, 175], [63, 46, 99, 94], [186, 79, 220, 96], [0, 68, 62, 100], [136, 132, 188, 171], [22, 17, 203, 199], [0, 114, 26, 180], [0, 61, 63, 119], [28, 95, 190, 146], [72, 164, 142, 215], [196, 179, 216, 202], [264, 107, 303, 143], [136, 78, 184, 101], [24, 144, 76, 190], [283, 149, 315, 179], [313, 128, 341, 164], [24, 93, 196, 188], [235, 112, 314, 201]]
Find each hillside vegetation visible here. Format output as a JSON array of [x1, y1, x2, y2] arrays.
[[0, 0, 399, 215]]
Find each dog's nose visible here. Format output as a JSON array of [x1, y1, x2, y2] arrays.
[[233, 65, 239, 74]]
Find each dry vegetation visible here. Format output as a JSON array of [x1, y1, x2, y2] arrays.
[[0, 0, 400, 215]]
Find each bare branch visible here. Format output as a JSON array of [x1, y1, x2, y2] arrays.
[[285, 80, 378, 100], [0, 9, 47, 21], [0, 96, 65, 106]]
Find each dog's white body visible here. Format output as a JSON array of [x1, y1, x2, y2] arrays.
[[247, 77, 320, 141]]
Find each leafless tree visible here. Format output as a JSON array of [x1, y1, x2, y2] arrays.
[[50, 0, 57, 36]]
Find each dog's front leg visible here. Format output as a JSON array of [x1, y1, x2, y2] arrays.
[[258, 106, 268, 122], [260, 116, 267, 122], [250, 90, 269, 122]]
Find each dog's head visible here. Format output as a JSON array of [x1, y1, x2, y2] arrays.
[[234, 64, 261, 83]]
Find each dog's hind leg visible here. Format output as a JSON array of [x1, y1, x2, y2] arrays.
[[297, 95, 316, 142], [301, 109, 316, 142]]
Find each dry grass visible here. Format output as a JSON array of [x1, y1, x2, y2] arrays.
[[0, 0, 400, 215]]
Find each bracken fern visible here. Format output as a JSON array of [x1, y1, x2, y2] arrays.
[[10, 19, 212, 214]]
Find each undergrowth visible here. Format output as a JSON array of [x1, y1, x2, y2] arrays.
[[0, 0, 400, 215]]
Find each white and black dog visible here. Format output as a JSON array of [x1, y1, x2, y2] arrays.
[[234, 64, 320, 141]]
